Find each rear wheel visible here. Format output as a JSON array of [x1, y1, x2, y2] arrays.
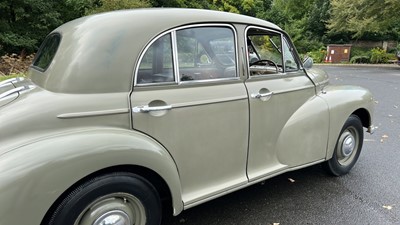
[[48, 172, 161, 225], [324, 115, 364, 176]]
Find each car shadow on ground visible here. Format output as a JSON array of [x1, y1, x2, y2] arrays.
[[161, 164, 338, 225]]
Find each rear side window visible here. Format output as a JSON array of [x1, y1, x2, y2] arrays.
[[33, 33, 61, 71], [136, 25, 237, 85]]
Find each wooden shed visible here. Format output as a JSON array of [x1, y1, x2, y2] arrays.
[[325, 44, 352, 63]]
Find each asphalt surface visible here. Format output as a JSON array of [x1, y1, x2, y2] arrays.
[[162, 65, 400, 225]]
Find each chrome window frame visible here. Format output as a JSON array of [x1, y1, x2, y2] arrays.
[[281, 35, 300, 72], [31, 32, 62, 72], [134, 32, 176, 87], [134, 24, 240, 87], [245, 26, 284, 78]]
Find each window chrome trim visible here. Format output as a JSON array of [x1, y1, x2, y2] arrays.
[[134, 23, 239, 87], [282, 36, 300, 72], [31, 32, 62, 72], [171, 31, 180, 84], [175, 24, 239, 85], [134, 31, 175, 87], [245, 26, 284, 78]]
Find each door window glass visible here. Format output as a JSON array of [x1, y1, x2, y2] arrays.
[[247, 29, 283, 76], [176, 27, 237, 81], [137, 34, 174, 84]]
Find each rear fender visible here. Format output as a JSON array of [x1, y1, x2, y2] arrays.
[[0, 128, 183, 225]]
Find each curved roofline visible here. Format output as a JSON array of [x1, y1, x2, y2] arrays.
[[30, 8, 283, 93], [58, 8, 282, 33]]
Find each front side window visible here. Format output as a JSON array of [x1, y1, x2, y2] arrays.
[[247, 28, 283, 76], [176, 27, 237, 81], [32, 33, 61, 71]]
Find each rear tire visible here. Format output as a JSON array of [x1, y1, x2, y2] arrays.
[[48, 172, 161, 225], [324, 115, 364, 176]]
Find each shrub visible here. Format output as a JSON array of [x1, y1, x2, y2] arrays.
[[0, 54, 34, 75], [307, 49, 327, 63], [350, 55, 370, 64], [350, 47, 370, 59], [370, 48, 390, 63]]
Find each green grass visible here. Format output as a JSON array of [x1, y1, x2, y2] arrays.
[[0, 73, 26, 82]]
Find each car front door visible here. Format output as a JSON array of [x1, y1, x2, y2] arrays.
[[244, 27, 329, 181], [130, 25, 249, 206]]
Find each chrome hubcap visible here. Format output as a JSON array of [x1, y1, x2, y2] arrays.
[[336, 127, 359, 166], [74, 193, 146, 225], [93, 210, 130, 225], [342, 134, 355, 157]]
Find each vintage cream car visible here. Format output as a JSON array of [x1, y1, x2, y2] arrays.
[[0, 8, 374, 225]]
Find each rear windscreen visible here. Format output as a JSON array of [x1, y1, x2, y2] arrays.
[[32, 33, 61, 71]]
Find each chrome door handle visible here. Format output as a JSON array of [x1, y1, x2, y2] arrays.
[[251, 92, 273, 99], [132, 105, 172, 113]]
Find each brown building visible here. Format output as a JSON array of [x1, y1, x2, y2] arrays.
[[325, 44, 352, 63]]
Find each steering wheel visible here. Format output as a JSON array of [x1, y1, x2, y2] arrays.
[[250, 59, 279, 73]]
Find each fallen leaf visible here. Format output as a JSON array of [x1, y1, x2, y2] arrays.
[[394, 105, 399, 108], [288, 178, 295, 183], [273, 223, 280, 225], [364, 139, 375, 142], [383, 205, 394, 210], [374, 101, 379, 104], [388, 114, 393, 117], [381, 134, 389, 143]]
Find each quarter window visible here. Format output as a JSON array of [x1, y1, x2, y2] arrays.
[[282, 37, 299, 71], [137, 34, 174, 84]]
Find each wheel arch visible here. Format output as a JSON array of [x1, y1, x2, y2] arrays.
[[0, 128, 183, 225], [322, 85, 374, 160], [351, 107, 372, 129], [40, 164, 174, 225]]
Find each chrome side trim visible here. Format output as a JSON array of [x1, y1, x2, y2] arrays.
[[57, 108, 129, 119], [272, 85, 315, 94], [172, 95, 247, 108], [0, 84, 33, 100], [0, 77, 24, 88]]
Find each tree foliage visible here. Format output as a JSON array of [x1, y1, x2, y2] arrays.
[[0, 0, 66, 53], [0, 0, 398, 55], [328, 0, 400, 39]]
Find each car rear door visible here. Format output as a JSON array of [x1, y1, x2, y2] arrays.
[[130, 25, 249, 206]]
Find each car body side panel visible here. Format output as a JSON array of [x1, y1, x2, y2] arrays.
[[131, 82, 249, 206], [0, 128, 183, 225], [321, 85, 374, 159], [276, 95, 329, 166], [245, 72, 321, 181]]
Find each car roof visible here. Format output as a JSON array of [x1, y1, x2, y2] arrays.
[[60, 8, 281, 32], [30, 8, 282, 93]]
